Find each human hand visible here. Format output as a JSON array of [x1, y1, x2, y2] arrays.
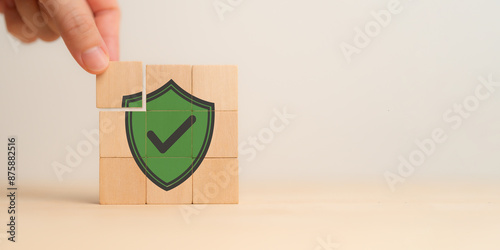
[[0, 0, 120, 74]]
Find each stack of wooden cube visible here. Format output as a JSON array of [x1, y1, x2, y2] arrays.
[[96, 62, 238, 205]]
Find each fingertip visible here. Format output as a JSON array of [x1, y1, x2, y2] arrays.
[[81, 46, 109, 74]]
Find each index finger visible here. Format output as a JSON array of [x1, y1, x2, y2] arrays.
[[87, 0, 120, 61], [39, 0, 109, 74]]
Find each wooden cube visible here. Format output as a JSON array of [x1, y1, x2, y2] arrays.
[[146, 111, 193, 158], [96, 61, 143, 108], [146, 158, 193, 204], [192, 111, 238, 158], [146, 65, 192, 111], [99, 158, 146, 205], [192, 65, 238, 111], [99, 111, 146, 158], [193, 158, 238, 204]]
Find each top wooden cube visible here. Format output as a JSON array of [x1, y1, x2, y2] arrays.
[[96, 63, 238, 111], [192, 65, 238, 111], [96, 61, 143, 108]]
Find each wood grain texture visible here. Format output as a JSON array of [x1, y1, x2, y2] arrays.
[[99, 158, 146, 205], [146, 65, 192, 95], [98, 64, 239, 205], [96, 61, 143, 108], [192, 65, 238, 111], [147, 177, 193, 204], [193, 158, 239, 204], [201, 111, 238, 158], [100, 111, 130, 158]]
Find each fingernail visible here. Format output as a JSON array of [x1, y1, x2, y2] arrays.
[[81, 46, 109, 73]]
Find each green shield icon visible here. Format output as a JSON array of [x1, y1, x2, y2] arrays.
[[122, 80, 214, 191]]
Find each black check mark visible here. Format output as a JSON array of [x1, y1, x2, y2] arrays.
[[147, 115, 196, 154]]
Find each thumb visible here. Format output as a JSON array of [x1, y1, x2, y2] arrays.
[[39, 0, 109, 74]]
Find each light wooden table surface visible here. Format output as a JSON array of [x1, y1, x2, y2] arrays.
[[1, 180, 499, 249]]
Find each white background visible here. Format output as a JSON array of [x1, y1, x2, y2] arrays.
[[1, 0, 500, 190]]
